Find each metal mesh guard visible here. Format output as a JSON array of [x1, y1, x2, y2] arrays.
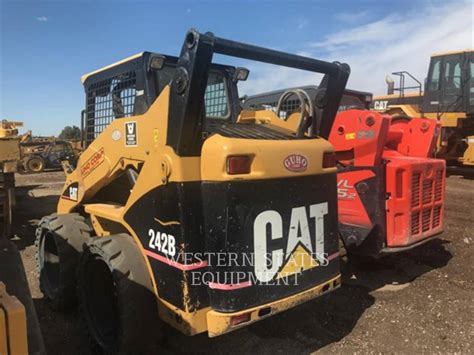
[[85, 71, 137, 144]]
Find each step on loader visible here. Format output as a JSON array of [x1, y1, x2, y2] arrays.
[[35, 29, 351, 352], [242, 87, 446, 257]]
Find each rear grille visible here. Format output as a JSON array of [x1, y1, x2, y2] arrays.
[[422, 180, 433, 204], [411, 211, 420, 235], [434, 170, 443, 201], [411, 173, 420, 207], [410, 167, 444, 236], [422, 209, 431, 232], [433, 206, 441, 228]]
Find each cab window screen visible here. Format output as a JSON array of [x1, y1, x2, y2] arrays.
[[85, 71, 137, 144], [154, 67, 230, 120], [204, 73, 229, 118]]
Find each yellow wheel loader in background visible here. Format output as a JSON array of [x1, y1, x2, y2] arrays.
[[35, 29, 351, 353], [0, 120, 22, 238], [372, 50, 474, 173], [1, 122, 44, 354]]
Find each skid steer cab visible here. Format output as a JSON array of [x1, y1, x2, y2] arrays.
[[35, 29, 351, 352], [243, 88, 446, 257]]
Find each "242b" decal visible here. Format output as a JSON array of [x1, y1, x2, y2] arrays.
[[148, 229, 176, 257]]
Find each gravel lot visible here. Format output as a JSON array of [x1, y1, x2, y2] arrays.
[[13, 171, 474, 354]]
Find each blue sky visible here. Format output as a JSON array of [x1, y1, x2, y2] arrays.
[[0, 0, 471, 136]]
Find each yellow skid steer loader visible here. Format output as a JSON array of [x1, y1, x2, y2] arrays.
[[36, 29, 350, 353]]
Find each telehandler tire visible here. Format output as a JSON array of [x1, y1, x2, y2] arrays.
[[35, 213, 92, 310], [77, 234, 161, 354], [26, 156, 45, 173], [338, 236, 379, 265]]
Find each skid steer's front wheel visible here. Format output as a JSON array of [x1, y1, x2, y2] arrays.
[[35, 213, 92, 310], [77, 234, 161, 354]]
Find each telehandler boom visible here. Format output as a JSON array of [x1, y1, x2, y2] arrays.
[[243, 87, 446, 257]]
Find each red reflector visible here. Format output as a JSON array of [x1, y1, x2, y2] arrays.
[[323, 152, 336, 168], [230, 312, 251, 326], [226, 155, 251, 175]]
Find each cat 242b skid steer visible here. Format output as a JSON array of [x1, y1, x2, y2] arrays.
[[35, 29, 350, 352]]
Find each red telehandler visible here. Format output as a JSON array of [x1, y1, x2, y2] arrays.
[[242, 86, 445, 257]]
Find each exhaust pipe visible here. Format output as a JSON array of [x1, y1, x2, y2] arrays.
[[385, 75, 395, 95]]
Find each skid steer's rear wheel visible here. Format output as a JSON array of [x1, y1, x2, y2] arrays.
[[77, 234, 161, 354], [35, 213, 92, 310]]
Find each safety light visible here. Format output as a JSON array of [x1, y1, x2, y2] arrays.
[[232, 67, 250, 82], [323, 152, 336, 168], [149, 55, 166, 70], [226, 155, 252, 175]]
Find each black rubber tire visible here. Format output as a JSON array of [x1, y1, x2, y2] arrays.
[[26, 156, 45, 173], [77, 234, 161, 354], [338, 237, 348, 262], [35, 213, 92, 310], [338, 236, 380, 264]]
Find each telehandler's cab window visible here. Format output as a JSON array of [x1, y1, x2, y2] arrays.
[[50, 143, 66, 153]]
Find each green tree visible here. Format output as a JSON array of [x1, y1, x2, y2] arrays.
[[58, 125, 81, 140]]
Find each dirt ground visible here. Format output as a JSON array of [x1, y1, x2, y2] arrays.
[[12, 171, 474, 354]]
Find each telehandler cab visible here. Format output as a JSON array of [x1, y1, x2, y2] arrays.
[[243, 87, 446, 257], [36, 29, 350, 352]]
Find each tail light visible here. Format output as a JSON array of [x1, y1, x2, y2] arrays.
[[323, 152, 336, 168], [226, 155, 252, 175], [230, 312, 251, 326]]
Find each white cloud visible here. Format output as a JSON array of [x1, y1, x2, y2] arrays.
[[333, 10, 371, 24], [239, 63, 322, 96], [239, 0, 472, 97], [310, 15, 402, 51], [36, 16, 48, 22], [297, 18, 308, 30]]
